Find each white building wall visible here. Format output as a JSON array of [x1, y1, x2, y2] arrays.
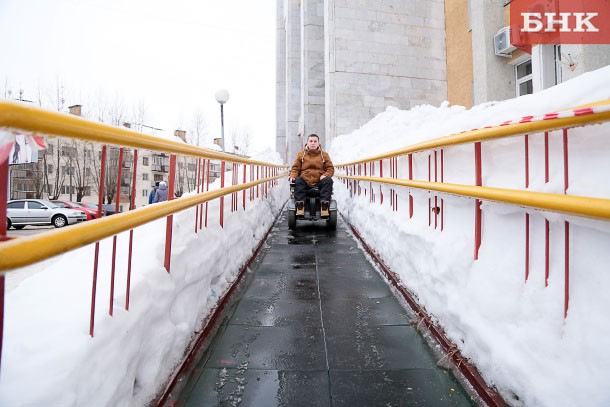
[[324, 0, 448, 142], [276, 0, 287, 161], [560, 44, 610, 83], [285, 0, 303, 163], [301, 0, 326, 147], [470, 0, 514, 104]]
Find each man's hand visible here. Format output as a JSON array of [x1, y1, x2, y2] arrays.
[[289, 177, 295, 183]]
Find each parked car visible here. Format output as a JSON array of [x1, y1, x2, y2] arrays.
[[76, 202, 106, 216], [50, 200, 98, 221], [6, 199, 87, 229], [74, 202, 120, 216], [102, 204, 120, 216]]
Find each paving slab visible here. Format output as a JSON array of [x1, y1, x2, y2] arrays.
[[178, 211, 475, 406]]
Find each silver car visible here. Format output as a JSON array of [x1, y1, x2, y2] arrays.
[[6, 199, 87, 229]]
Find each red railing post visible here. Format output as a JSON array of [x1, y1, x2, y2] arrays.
[[428, 154, 431, 226], [195, 158, 201, 233], [379, 159, 384, 205], [0, 156, 7, 239], [544, 132, 550, 287], [563, 128, 570, 317], [126, 149, 138, 311], [91, 145, 107, 336], [109, 148, 124, 316], [440, 150, 444, 230], [205, 159, 210, 228], [243, 163, 247, 210], [408, 154, 413, 218], [256, 165, 260, 199], [0, 155, 6, 370], [525, 135, 530, 282], [434, 150, 438, 229], [164, 154, 176, 273], [474, 142, 482, 260], [220, 161, 225, 228]]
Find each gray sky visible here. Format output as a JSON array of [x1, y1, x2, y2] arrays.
[[0, 0, 276, 152]]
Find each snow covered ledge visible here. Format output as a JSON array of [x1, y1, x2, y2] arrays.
[[329, 66, 610, 407], [0, 150, 289, 406]]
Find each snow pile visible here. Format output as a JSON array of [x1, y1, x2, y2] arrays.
[[330, 65, 610, 406], [0, 149, 289, 406]]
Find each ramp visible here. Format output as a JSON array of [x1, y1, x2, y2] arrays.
[[174, 212, 475, 406]]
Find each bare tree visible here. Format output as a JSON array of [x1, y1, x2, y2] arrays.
[[72, 142, 96, 202], [188, 110, 208, 147], [230, 125, 252, 156], [43, 139, 66, 200]]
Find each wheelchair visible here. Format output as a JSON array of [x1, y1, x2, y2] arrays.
[[287, 182, 337, 230]]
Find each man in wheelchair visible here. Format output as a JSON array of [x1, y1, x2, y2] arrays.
[[288, 133, 334, 217]]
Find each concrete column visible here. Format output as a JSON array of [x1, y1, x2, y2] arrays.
[[276, 0, 287, 161], [301, 0, 326, 146], [324, 0, 447, 143], [285, 0, 302, 163]]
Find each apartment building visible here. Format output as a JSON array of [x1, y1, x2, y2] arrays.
[[7, 105, 221, 211]]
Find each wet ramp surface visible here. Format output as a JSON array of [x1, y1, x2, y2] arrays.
[[179, 212, 474, 406]]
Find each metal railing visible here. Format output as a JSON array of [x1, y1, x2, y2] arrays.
[[0, 101, 288, 371], [335, 100, 610, 319]]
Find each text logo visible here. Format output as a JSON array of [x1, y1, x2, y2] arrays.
[[509, 0, 610, 52]]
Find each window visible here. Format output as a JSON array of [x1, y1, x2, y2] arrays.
[[61, 146, 77, 157], [47, 164, 54, 173], [554, 45, 562, 85], [143, 173, 149, 181], [142, 157, 149, 166], [28, 201, 45, 209], [143, 189, 148, 197], [516, 59, 533, 96], [8, 201, 25, 209]]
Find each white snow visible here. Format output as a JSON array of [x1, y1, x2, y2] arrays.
[[2, 68, 610, 406], [330, 66, 610, 407]]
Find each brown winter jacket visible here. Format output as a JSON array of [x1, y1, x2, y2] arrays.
[[289, 147, 334, 186]]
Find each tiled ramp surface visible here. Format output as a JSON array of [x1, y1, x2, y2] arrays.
[[179, 212, 475, 406]]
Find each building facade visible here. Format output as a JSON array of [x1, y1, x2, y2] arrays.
[[447, 0, 610, 107], [277, 0, 610, 163], [7, 107, 220, 212], [277, 0, 448, 163]]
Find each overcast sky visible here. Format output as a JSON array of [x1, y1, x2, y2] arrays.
[[0, 0, 277, 152]]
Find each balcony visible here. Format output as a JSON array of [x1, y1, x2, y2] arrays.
[[151, 164, 168, 173]]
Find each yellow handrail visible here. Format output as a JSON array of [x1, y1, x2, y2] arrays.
[[0, 101, 287, 168], [0, 173, 287, 272], [336, 100, 610, 166], [338, 175, 610, 221]]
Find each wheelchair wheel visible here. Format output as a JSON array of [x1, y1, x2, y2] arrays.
[[327, 210, 337, 230], [288, 209, 296, 230]]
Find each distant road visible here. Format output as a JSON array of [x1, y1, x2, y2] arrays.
[[6, 225, 54, 237], [4, 225, 57, 293]]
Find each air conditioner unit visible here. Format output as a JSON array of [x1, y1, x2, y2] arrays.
[[494, 27, 517, 57]]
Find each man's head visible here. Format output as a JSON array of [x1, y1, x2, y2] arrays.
[[305, 134, 320, 150]]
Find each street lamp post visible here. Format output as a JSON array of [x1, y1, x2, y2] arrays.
[[215, 89, 230, 152]]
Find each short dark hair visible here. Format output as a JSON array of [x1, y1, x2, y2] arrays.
[[307, 134, 319, 140]]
